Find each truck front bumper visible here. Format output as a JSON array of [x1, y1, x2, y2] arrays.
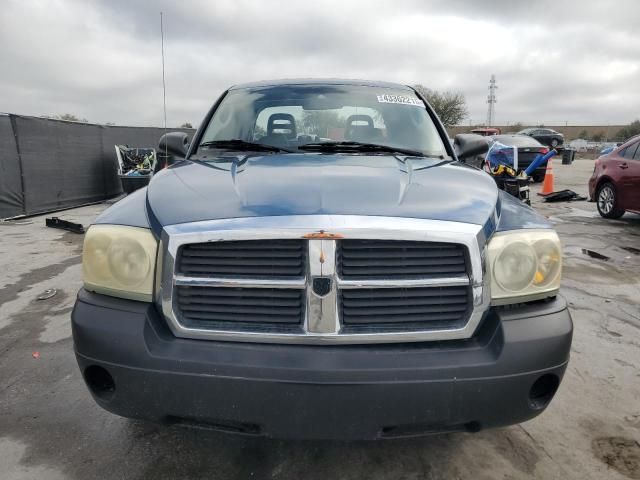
[[72, 289, 572, 440]]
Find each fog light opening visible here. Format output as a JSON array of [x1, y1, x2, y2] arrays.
[[529, 374, 559, 410], [465, 421, 482, 433], [84, 365, 115, 400]]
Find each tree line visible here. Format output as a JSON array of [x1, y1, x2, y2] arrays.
[[49, 108, 639, 143]]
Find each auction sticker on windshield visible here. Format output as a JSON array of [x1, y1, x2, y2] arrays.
[[376, 94, 424, 107]]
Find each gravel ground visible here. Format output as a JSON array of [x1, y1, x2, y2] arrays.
[[0, 158, 639, 479]]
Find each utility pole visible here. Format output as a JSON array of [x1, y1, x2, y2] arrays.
[[486, 74, 497, 127], [160, 12, 167, 132]]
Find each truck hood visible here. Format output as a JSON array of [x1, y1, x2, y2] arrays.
[[146, 153, 499, 227]]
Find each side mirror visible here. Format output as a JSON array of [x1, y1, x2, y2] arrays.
[[158, 132, 190, 157], [454, 134, 489, 161]]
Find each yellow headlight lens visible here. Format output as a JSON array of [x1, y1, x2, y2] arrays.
[[82, 225, 158, 302], [488, 230, 562, 305]]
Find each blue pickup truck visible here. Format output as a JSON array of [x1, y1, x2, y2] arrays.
[[72, 79, 572, 440]]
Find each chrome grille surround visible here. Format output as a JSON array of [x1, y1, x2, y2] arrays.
[[159, 215, 491, 344]]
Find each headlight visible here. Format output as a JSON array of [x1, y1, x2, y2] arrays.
[[487, 230, 562, 305], [82, 225, 158, 302]]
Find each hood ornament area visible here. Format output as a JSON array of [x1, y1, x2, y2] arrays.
[[302, 230, 344, 239], [312, 277, 332, 297]]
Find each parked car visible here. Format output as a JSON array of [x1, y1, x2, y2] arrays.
[[568, 138, 588, 152], [470, 127, 501, 136], [598, 142, 622, 156], [589, 134, 640, 218], [599, 145, 615, 156], [73, 79, 572, 440], [517, 128, 564, 149], [487, 134, 551, 182]]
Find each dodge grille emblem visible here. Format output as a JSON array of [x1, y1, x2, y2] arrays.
[[312, 277, 332, 297]]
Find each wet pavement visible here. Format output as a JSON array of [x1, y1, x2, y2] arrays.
[[1, 159, 638, 479]]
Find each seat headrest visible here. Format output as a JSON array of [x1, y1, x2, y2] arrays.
[[345, 115, 374, 128], [345, 115, 375, 141], [267, 113, 297, 139]]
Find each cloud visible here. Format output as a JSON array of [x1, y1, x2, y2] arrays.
[[1, 0, 638, 126]]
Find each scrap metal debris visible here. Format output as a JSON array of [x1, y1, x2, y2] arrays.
[[36, 288, 57, 300], [116, 145, 157, 194], [45, 217, 85, 234], [0, 219, 33, 225], [539, 189, 587, 202], [582, 249, 610, 261], [116, 145, 156, 176]]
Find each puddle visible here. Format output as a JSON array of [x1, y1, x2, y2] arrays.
[[581, 249, 610, 261], [0, 437, 66, 480], [554, 206, 600, 219]]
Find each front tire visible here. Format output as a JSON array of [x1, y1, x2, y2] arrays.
[[596, 182, 624, 219], [550, 138, 559, 148]]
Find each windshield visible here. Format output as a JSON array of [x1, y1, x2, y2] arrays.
[[197, 84, 449, 157]]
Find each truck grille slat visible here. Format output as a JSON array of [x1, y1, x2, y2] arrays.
[[182, 258, 303, 266], [341, 265, 465, 276], [179, 240, 305, 278], [179, 265, 304, 275], [184, 243, 303, 251], [181, 312, 300, 323], [177, 288, 302, 299], [180, 305, 303, 316], [344, 313, 465, 324], [337, 240, 467, 279], [341, 286, 468, 300], [343, 305, 468, 316], [339, 248, 461, 256], [342, 296, 467, 307], [341, 257, 465, 266], [178, 296, 301, 307], [182, 251, 303, 258], [340, 242, 459, 249]]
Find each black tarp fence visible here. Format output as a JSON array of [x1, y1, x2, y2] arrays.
[[0, 114, 194, 219]]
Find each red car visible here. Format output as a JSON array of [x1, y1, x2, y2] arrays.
[[471, 127, 501, 136], [589, 135, 640, 218]]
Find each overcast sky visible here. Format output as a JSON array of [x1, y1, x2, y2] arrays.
[[1, 0, 639, 127]]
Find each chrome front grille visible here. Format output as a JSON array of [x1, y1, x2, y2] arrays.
[[160, 215, 490, 344]]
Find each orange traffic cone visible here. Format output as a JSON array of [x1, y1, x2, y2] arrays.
[[538, 158, 554, 196]]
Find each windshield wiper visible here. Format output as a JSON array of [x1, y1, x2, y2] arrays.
[[199, 139, 293, 153], [298, 141, 435, 158]]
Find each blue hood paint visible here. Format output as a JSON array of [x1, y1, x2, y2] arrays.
[[495, 190, 551, 232], [145, 154, 500, 227], [96, 153, 551, 236]]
